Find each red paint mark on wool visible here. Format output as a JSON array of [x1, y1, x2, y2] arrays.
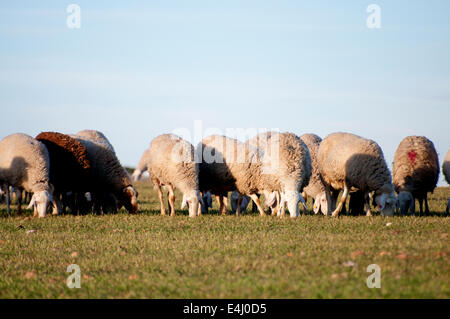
[[408, 150, 417, 165]]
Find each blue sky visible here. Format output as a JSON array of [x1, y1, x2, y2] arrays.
[[1, 1, 449, 184]]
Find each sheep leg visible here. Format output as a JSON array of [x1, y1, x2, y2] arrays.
[[418, 197, 424, 215], [323, 184, 334, 216], [16, 188, 22, 215], [5, 185, 10, 215], [157, 186, 167, 215], [235, 195, 244, 216], [424, 195, 430, 214], [331, 185, 349, 217], [249, 194, 266, 216], [365, 193, 372, 216], [168, 186, 176, 216], [272, 191, 280, 216], [217, 195, 227, 215], [252, 196, 258, 214], [52, 197, 60, 215]]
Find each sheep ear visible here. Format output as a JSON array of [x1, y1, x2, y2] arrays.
[[313, 195, 320, 214]]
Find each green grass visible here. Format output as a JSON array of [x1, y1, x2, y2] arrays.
[[0, 182, 448, 299]]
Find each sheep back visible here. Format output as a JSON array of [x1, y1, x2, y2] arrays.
[[0, 133, 51, 193], [76, 129, 116, 154], [393, 136, 440, 195], [36, 131, 91, 192], [318, 132, 392, 193]]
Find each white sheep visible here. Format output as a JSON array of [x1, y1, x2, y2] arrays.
[[393, 136, 440, 215], [147, 134, 202, 217], [317, 132, 397, 217], [198, 133, 311, 218], [0, 133, 53, 217]]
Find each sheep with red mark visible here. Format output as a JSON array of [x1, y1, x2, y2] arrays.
[[393, 136, 440, 215]]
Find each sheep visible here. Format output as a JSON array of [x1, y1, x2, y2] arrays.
[[393, 136, 440, 215], [132, 148, 151, 181], [0, 133, 53, 217], [36, 132, 91, 215], [444, 150, 450, 184], [317, 132, 397, 217], [198, 133, 311, 218], [299, 133, 328, 215], [72, 133, 138, 214], [147, 134, 202, 217], [444, 150, 450, 214]]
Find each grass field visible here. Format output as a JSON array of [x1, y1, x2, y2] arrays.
[[0, 181, 449, 299]]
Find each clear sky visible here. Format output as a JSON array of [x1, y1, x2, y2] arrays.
[[1, 1, 449, 184]]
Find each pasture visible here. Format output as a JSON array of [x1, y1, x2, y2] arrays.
[[0, 181, 448, 299]]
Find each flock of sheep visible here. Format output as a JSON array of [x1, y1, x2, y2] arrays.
[[0, 130, 449, 218], [133, 131, 449, 218]]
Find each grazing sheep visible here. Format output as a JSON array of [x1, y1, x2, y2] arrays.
[[147, 134, 201, 217], [36, 132, 91, 215], [443, 150, 450, 214], [393, 136, 440, 215], [0, 133, 53, 217], [444, 150, 450, 184], [132, 148, 151, 181], [72, 133, 138, 214], [199, 133, 311, 218], [299, 133, 328, 215], [318, 132, 397, 217]]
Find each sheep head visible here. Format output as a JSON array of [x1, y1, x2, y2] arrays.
[[374, 184, 397, 216], [118, 186, 138, 214], [313, 192, 328, 215], [184, 190, 201, 217], [280, 190, 307, 218], [27, 190, 53, 218]]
